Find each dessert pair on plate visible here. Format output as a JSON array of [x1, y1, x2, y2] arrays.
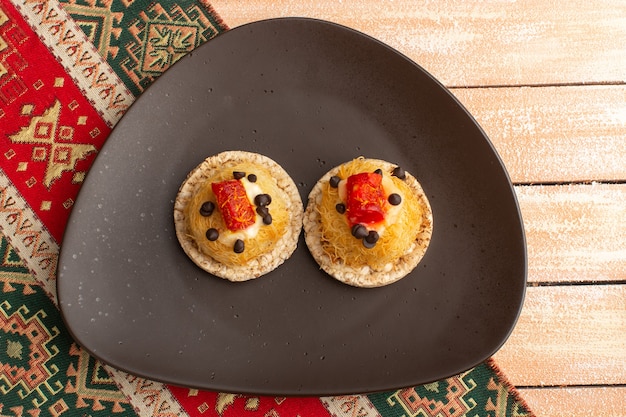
[[173, 151, 433, 288]]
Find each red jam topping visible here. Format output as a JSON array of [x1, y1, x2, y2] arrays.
[[345, 172, 388, 226], [211, 179, 256, 231]]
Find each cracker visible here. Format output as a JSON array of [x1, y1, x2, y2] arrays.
[[174, 151, 303, 281], [303, 158, 433, 287]]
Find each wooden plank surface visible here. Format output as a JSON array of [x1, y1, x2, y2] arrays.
[[451, 86, 626, 184], [494, 285, 626, 386], [516, 184, 626, 283], [211, 0, 626, 86], [518, 387, 626, 417]]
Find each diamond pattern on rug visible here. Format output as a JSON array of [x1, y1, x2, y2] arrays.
[[0, 237, 37, 296], [0, 235, 137, 415], [368, 362, 533, 417], [65, 343, 128, 413], [60, 1, 124, 59], [0, 1, 111, 242], [8, 100, 97, 189], [58, 0, 228, 95]]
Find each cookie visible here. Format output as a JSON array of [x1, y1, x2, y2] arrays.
[[174, 151, 303, 281], [303, 157, 433, 287]]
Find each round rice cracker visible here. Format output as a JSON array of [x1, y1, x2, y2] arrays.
[[303, 158, 433, 288], [174, 151, 303, 282]]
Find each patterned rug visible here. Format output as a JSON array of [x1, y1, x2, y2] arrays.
[[0, 0, 535, 415]]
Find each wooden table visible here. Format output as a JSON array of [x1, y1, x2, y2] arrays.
[[211, 1, 626, 416]]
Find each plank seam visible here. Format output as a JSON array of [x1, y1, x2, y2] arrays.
[[529, 281, 626, 287], [517, 384, 626, 389], [449, 81, 626, 89], [514, 180, 626, 186]]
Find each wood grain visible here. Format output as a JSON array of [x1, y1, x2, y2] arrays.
[[516, 184, 626, 283], [493, 285, 626, 386], [452, 86, 626, 184], [518, 387, 626, 417], [211, 0, 626, 86]]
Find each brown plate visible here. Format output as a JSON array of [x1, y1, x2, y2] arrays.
[[57, 18, 526, 396]]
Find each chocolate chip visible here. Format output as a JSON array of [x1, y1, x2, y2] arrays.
[[365, 230, 379, 244], [247, 173, 257, 182], [254, 193, 272, 207], [234, 239, 245, 253], [351, 224, 368, 239], [388, 193, 402, 205], [205, 228, 219, 241], [335, 203, 346, 214], [362, 238, 376, 249], [199, 201, 215, 216], [362, 231, 379, 248], [329, 176, 341, 188], [256, 206, 269, 216], [233, 171, 246, 180], [262, 214, 272, 225], [374, 168, 383, 175], [392, 166, 406, 180]]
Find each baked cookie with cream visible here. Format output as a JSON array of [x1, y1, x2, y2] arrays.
[[174, 151, 303, 281], [303, 157, 433, 287]]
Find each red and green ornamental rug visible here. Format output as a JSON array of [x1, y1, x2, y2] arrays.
[[0, 0, 535, 415]]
